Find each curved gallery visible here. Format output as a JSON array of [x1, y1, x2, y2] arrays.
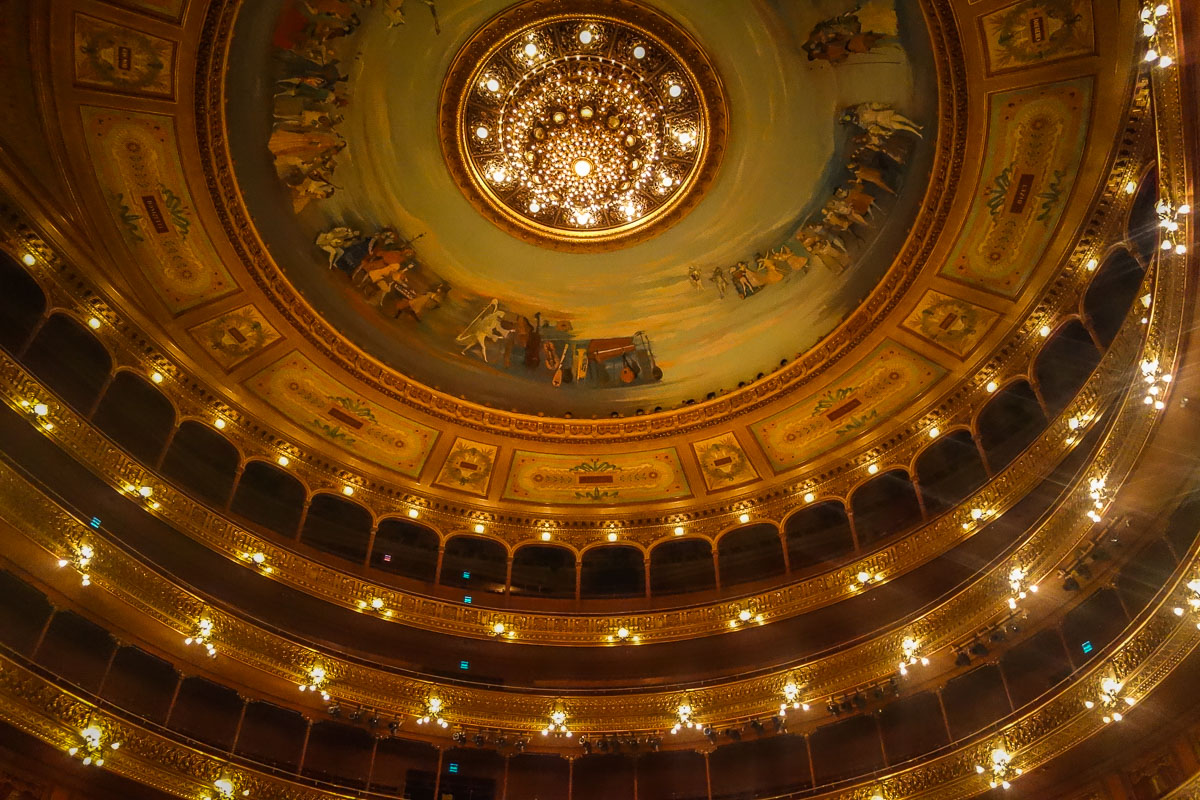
[[0, 0, 1196, 800]]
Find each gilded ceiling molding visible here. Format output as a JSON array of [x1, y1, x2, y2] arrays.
[[0, 322, 1180, 733], [0, 172, 1150, 542], [0, 540, 1198, 799], [0, 62, 1152, 528], [192, 0, 970, 442], [0, 313, 1140, 647]]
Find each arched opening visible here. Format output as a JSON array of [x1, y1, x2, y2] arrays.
[[302, 721, 375, 788], [914, 430, 988, 516], [235, 702, 307, 771], [21, 313, 111, 412], [439, 747, 505, 799], [941, 664, 1013, 739], [168, 676, 243, 749], [717, 523, 785, 586], [159, 420, 241, 507], [880, 692, 949, 764], [0, 570, 53, 655], [649, 538, 715, 595], [34, 610, 114, 693], [784, 501, 855, 571], [976, 380, 1047, 472], [850, 470, 922, 547], [440, 536, 508, 592], [580, 546, 645, 598], [230, 460, 307, 537], [636, 751, 708, 800], [371, 518, 440, 582], [1000, 629, 1072, 709], [0, 252, 46, 352], [809, 714, 886, 785], [93, 371, 176, 464], [1062, 588, 1129, 667], [510, 544, 576, 597], [103, 646, 178, 724], [299, 493, 373, 564], [574, 754, 635, 800], [371, 738, 440, 795], [710, 736, 811, 797], [1084, 249, 1146, 347], [1126, 166, 1160, 261], [1035, 320, 1101, 415]]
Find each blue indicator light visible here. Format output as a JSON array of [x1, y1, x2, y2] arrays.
[[463, 596, 472, 604], [459, 661, 470, 670], [1081, 640, 1094, 654], [462, 571, 471, 579], [448, 763, 459, 774], [90, 517, 101, 529]]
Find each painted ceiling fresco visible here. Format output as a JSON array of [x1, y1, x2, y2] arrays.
[[226, 0, 938, 416]]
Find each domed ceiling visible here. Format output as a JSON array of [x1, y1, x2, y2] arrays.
[[0, 0, 1197, 798], [39, 0, 1132, 526], [225, 0, 938, 416]]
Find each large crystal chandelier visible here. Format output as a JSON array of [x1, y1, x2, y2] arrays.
[[441, 0, 726, 250]]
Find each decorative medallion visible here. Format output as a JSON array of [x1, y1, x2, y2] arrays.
[[438, 0, 727, 251]]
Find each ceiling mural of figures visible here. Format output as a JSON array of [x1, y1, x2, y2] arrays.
[[226, 0, 938, 416]]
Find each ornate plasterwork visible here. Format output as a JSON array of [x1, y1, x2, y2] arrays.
[[0, 258, 1179, 718], [0, 533, 1198, 797], [193, 0, 968, 442], [0, 317, 1135, 646]]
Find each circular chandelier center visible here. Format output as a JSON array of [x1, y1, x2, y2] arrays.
[[439, 1, 727, 251]]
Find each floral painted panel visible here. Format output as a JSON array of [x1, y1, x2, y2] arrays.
[[940, 78, 1092, 297], [433, 438, 499, 498], [751, 340, 947, 473], [901, 290, 1001, 358], [245, 352, 438, 478], [81, 107, 236, 312], [692, 432, 760, 492], [504, 449, 691, 505], [981, 0, 1095, 74], [74, 14, 176, 97], [186, 304, 282, 370]]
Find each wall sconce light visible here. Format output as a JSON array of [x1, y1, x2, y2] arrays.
[[976, 746, 1022, 789], [184, 618, 217, 657], [67, 724, 120, 766], [417, 695, 449, 728]]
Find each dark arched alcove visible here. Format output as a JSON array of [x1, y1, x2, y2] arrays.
[[850, 470, 923, 547], [914, 430, 988, 516], [510, 544, 576, 597], [440, 536, 508, 592], [299, 493, 373, 564], [371, 518, 440, 582], [0, 252, 46, 352], [717, 523, 785, 586], [784, 501, 855, 571], [649, 538, 715, 595], [235, 702, 307, 771], [93, 371, 176, 465], [580, 546, 645, 598], [1126, 166, 1160, 261], [159, 420, 241, 507], [977, 380, 1048, 473], [1035, 320, 1101, 415], [21, 313, 111, 412], [230, 460, 307, 537], [1084, 248, 1145, 347]]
